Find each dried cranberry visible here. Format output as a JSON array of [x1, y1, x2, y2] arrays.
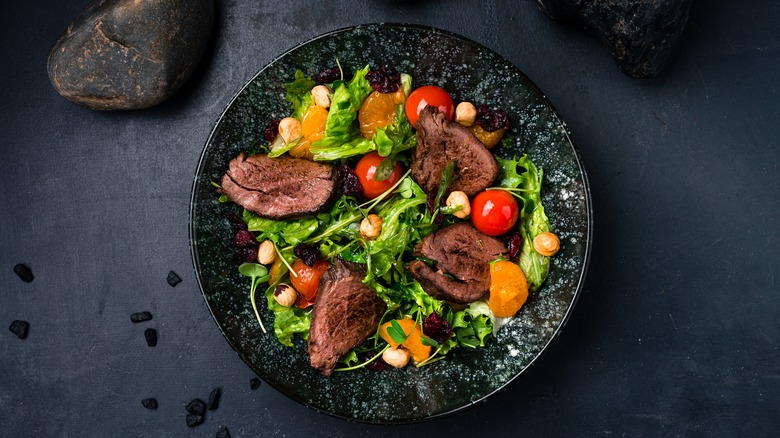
[[263, 119, 280, 143], [366, 67, 401, 93], [294, 243, 320, 267], [234, 230, 256, 248], [226, 212, 248, 231], [316, 66, 351, 84], [503, 232, 523, 262], [336, 164, 363, 197], [359, 350, 386, 371], [423, 312, 452, 344], [238, 247, 258, 263], [475, 104, 510, 132]]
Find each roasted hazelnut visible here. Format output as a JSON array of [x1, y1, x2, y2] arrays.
[[273, 284, 297, 307], [256, 240, 276, 265], [278, 117, 302, 144], [382, 347, 411, 368], [455, 102, 477, 127], [533, 232, 560, 256], [360, 214, 383, 239], [445, 190, 471, 219], [311, 85, 331, 108]]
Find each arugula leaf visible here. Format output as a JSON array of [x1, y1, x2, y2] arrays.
[[284, 70, 316, 120]]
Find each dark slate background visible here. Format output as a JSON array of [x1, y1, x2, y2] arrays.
[[1, 0, 778, 436]]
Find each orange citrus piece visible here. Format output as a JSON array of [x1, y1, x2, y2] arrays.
[[469, 125, 505, 149], [289, 105, 328, 159], [358, 89, 405, 139], [379, 318, 431, 363], [488, 260, 529, 317]]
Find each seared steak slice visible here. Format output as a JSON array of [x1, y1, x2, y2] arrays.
[[411, 106, 500, 197], [220, 152, 336, 220], [308, 259, 386, 376], [408, 222, 507, 304]]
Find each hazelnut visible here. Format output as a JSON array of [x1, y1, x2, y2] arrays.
[[311, 85, 331, 108], [455, 102, 477, 127], [273, 284, 298, 307], [382, 347, 411, 368], [278, 117, 302, 144], [256, 240, 276, 265], [360, 214, 383, 239], [533, 232, 560, 256], [445, 190, 471, 219]]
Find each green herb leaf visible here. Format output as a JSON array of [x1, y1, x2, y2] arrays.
[[373, 156, 397, 182], [420, 335, 440, 347], [386, 320, 409, 344]]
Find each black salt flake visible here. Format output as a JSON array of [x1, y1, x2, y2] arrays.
[[141, 398, 158, 409], [208, 387, 221, 411], [186, 414, 204, 428], [13, 264, 34, 283], [130, 311, 153, 323], [144, 328, 157, 347], [8, 320, 29, 339], [216, 427, 231, 438], [167, 271, 182, 287], [186, 398, 206, 416], [250, 377, 261, 390]]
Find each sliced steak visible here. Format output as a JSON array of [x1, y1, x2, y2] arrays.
[[308, 259, 386, 376], [411, 106, 500, 197], [408, 222, 507, 304], [220, 152, 336, 220]]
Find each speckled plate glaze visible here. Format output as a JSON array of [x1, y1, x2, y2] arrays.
[[190, 23, 592, 423]]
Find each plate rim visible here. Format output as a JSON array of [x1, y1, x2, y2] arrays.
[[188, 22, 593, 424]]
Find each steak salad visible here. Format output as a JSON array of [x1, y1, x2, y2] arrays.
[[216, 64, 559, 375]]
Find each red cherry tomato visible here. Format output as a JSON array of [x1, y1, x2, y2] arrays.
[[354, 151, 403, 199], [405, 85, 454, 127], [290, 259, 329, 308], [471, 190, 520, 236]]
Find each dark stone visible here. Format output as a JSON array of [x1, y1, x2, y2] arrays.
[[13, 264, 34, 283], [144, 328, 157, 347], [207, 387, 221, 411], [47, 0, 214, 110], [216, 427, 231, 438], [185, 414, 204, 428], [9, 320, 29, 340], [141, 398, 158, 409], [166, 271, 181, 287], [130, 311, 152, 323], [536, 0, 694, 77], [185, 398, 206, 416]]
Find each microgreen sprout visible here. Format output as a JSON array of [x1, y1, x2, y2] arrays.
[[239, 263, 271, 334]]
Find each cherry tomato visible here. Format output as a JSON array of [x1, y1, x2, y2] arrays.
[[290, 259, 329, 308], [470, 190, 520, 236], [405, 85, 454, 127], [354, 151, 403, 199]]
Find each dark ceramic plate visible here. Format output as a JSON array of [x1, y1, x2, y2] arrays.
[[190, 23, 592, 423]]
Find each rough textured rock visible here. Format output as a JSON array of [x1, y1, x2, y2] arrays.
[[47, 0, 213, 110], [537, 0, 693, 78]]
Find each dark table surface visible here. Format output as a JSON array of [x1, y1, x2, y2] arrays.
[[2, 0, 778, 436]]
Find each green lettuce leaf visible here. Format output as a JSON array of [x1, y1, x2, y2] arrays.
[[311, 65, 372, 151], [265, 285, 311, 347], [284, 70, 316, 120], [496, 155, 552, 290], [241, 209, 318, 246], [374, 105, 416, 157]]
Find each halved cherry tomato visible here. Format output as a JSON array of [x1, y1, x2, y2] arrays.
[[354, 151, 403, 199], [290, 259, 329, 308], [405, 85, 454, 127], [471, 189, 519, 236]]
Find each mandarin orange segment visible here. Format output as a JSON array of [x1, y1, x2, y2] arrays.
[[379, 318, 431, 363], [288, 106, 328, 159], [469, 125, 505, 149], [358, 89, 405, 139], [488, 260, 529, 317]]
